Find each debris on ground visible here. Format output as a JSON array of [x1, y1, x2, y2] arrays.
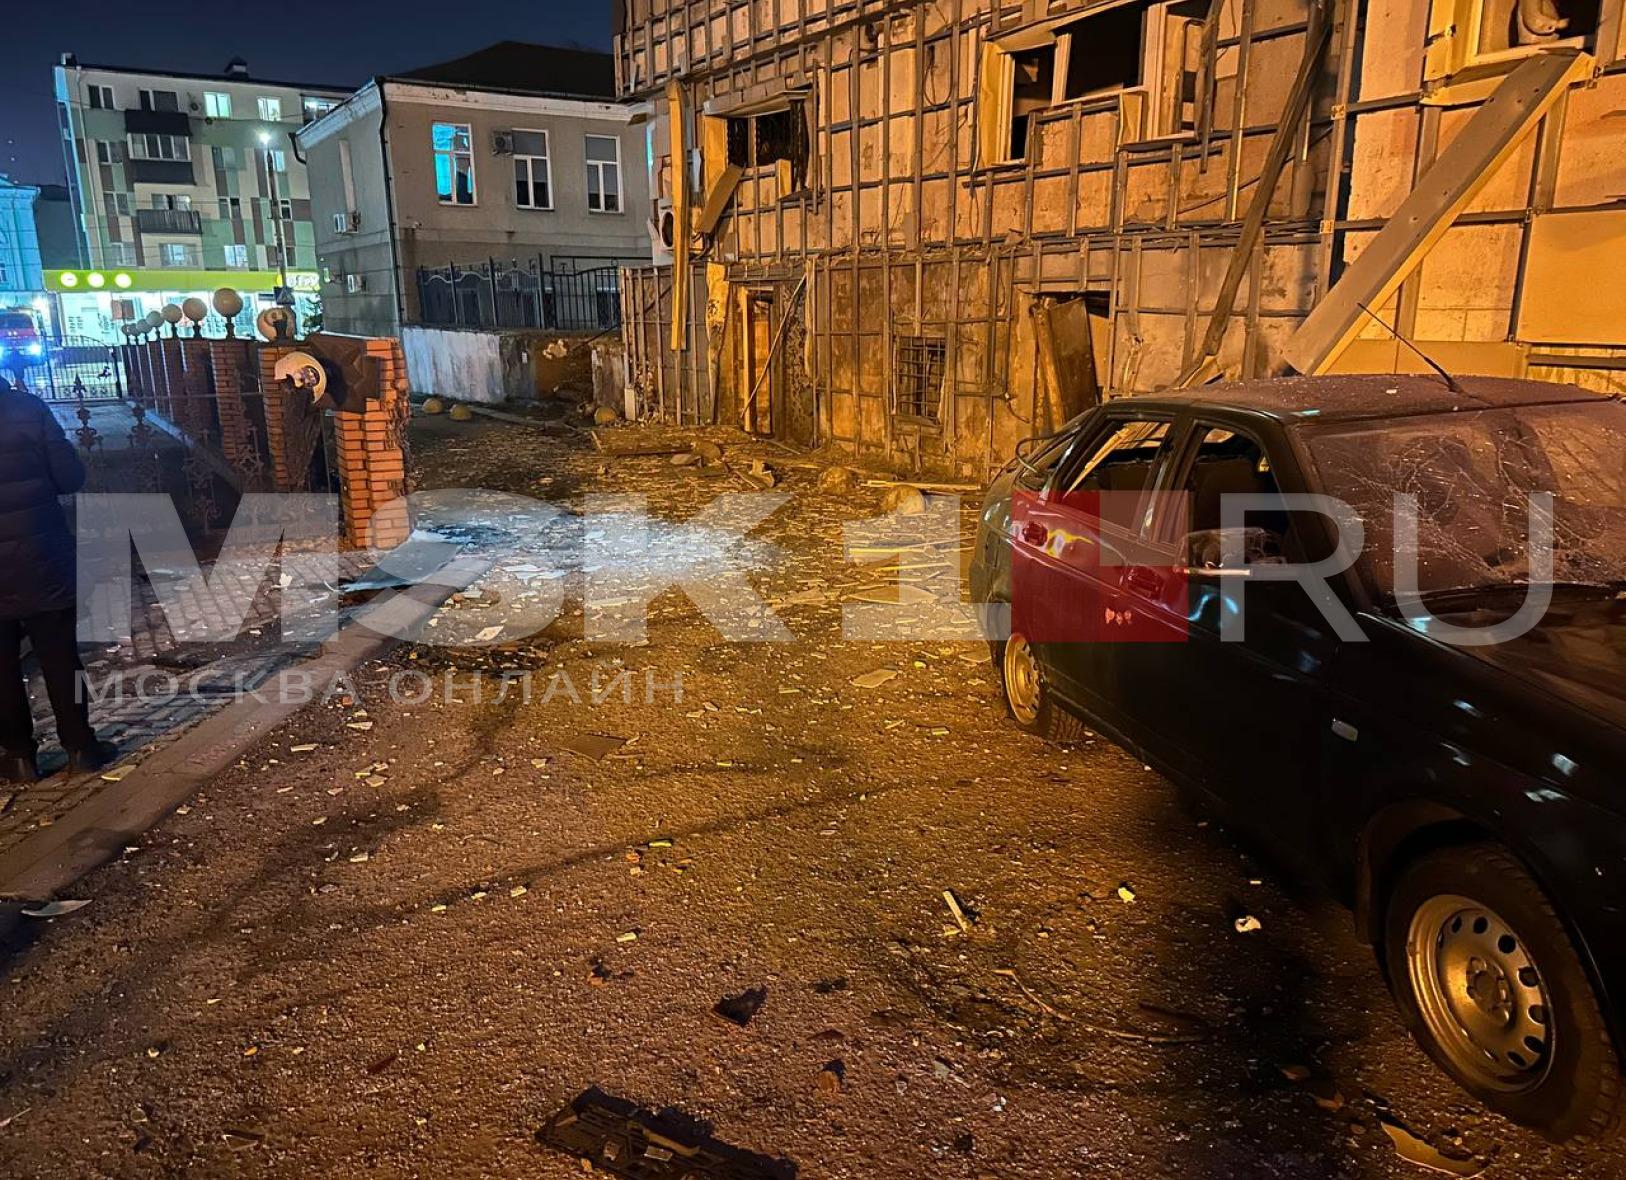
[[880, 484, 929, 515], [713, 986, 768, 1028], [1234, 914, 1263, 934], [20, 900, 91, 919], [220, 1126, 265, 1152], [816, 465, 858, 494], [942, 889, 975, 934], [1379, 1119, 1486, 1176], [849, 668, 898, 689], [560, 733, 629, 760], [1116, 883, 1136, 904], [536, 1090, 792, 1179]]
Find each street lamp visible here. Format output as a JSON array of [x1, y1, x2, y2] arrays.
[[259, 130, 292, 305]]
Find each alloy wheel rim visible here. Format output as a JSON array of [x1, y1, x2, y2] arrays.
[[1004, 634, 1041, 725], [1406, 893, 1554, 1093]]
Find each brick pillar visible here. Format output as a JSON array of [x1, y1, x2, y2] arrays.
[[258, 343, 296, 491], [333, 338, 412, 549], [179, 337, 214, 441], [209, 339, 253, 466], [140, 341, 162, 413], [120, 343, 145, 404]]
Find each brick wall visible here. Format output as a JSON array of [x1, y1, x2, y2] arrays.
[[208, 339, 254, 466], [333, 337, 412, 549]]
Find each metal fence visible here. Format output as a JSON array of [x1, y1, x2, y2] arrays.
[[415, 259, 623, 332]]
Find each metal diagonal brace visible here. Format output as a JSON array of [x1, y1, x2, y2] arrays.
[[1283, 48, 1591, 377], [1173, 0, 1332, 389]]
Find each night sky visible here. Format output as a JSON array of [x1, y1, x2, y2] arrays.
[[0, 1, 612, 185]]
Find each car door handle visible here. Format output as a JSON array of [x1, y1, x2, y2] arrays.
[[1124, 567, 1163, 595], [1021, 521, 1048, 546]]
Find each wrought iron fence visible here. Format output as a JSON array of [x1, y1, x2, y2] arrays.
[[415, 258, 623, 332], [3, 335, 125, 403]]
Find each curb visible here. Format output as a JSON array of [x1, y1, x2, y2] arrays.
[[0, 581, 453, 903]]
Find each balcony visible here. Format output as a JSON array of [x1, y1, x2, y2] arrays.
[[124, 108, 192, 136], [135, 208, 203, 234], [128, 159, 196, 185]]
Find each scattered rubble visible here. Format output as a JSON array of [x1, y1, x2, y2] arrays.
[[713, 986, 768, 1028], [536, 1091, 791, 1179]]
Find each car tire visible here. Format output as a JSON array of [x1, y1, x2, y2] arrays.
[[992, 631, 1088, 745], [1383, 842, 1624, 1141]]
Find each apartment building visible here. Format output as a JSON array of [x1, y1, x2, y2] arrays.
[[54, 55, 349, 308], [613, 0, 1626, 476], [297, 42, 652, 337]]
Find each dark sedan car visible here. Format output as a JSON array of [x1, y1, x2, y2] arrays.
[[970, 375, 1626, 1140]]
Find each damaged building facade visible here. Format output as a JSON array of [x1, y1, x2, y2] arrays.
[[613, 0, 1626, 476]]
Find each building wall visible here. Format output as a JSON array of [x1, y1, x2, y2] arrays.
[[0, 178, 44, 299], [54, 64, 348, 277], [302, 80, 655, 336], [615, 0, 1626, 477], [300, 87, 401, 337]]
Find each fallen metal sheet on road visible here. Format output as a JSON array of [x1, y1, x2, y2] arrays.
[[536, 1089, 792, 1179]]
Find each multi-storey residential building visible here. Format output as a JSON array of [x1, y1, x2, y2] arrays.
[[612, 0, 1626, 476], [52, 55, 349, 339], [0, 176, 46, 304], [298, 42, 653, 338]]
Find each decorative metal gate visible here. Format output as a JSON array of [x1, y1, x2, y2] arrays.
[[3, 335, 124, 403], [415, 259, 624, 332]]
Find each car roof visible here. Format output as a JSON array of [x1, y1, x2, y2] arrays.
[[1122, 374, 1612, 425]]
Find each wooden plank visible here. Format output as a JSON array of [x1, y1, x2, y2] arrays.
[[1283, 49, 1590, 377]]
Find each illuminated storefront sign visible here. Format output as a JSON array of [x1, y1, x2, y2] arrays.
[[45, 269, 319, 295]]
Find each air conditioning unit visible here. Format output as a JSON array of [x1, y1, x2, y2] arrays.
[[345, 273, 367, 294], [332, 210, 360, 234], [492, 131, 515, 156]]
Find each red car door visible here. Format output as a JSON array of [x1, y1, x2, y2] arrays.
[[1010, 416, 1176, 712]]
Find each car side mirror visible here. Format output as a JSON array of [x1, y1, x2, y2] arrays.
[[1179, 526, 1285, 577]]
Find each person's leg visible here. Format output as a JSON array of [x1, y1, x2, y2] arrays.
[[22, 607, 97, 753], [0, 617, 34, 756]]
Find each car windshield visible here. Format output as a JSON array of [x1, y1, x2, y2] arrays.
[[1302, 399, 1626, 600], [0, 313, 36, 331]]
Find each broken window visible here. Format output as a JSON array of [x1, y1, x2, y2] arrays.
[[1057, 418, 1173, 530], [892, 334, 947, 425], [724, 102, 809, 190], [433, 122, 476, 205], [1477, 0, 1601, 54], [1428, 0, 1603, 79], [980, 1, 1205, 164], [1010, 47, 1057, 159], [1061, 5, 1145, 100]]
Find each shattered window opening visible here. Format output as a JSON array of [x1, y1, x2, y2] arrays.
[[1061, 4, 1147, 101], [1303, 400, 1626, 600], [1477, 0, 1601, 55], [893, 334, 948, 426], [725, 103, 809, 189]]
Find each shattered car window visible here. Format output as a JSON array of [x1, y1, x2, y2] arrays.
[[1302, 399, 1626, 598]]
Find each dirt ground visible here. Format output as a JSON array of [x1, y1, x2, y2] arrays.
[[0, 411, 1619, 1179]]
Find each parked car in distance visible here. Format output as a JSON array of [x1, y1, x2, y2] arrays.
[[971, 375, 1626, 1140]]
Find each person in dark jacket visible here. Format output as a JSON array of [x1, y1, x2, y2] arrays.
[[0, 377, 117, 782]]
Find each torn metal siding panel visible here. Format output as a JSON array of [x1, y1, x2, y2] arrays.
[[1283, 48, 1591, 377]]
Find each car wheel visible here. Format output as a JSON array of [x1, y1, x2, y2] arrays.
[[995, 631, 1088, 744], [1384, 843, 1625, 1141]]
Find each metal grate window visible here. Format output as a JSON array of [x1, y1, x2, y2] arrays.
[[893, 334, 947, 424]]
